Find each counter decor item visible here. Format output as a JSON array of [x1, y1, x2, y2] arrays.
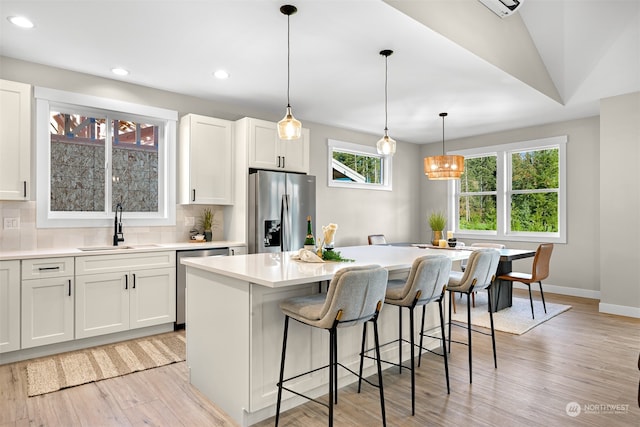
[[428, 211, 446, 246], [321, 223, 338, 250], [200, 208, 219, 242]]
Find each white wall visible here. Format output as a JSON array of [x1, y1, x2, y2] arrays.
[[420, 116, 602, 299], [599, 92, 640, 317]]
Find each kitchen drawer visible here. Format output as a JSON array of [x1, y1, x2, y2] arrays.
[[76, 251, 176, 275], [22, 257, 74, 280]]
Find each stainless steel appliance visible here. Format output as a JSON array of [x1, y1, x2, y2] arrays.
[[176, 247, 228, 327], [249, 170, 316, 254]]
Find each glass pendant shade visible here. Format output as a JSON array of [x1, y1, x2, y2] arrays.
[[278, 106, 302, 140], [376, 130, 396, 155], [423, 154, 465, 179]]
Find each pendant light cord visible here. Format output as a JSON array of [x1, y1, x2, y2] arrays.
[[384, 54, 388, 132], [440, 112, 448, 155], [286, 13, 291, 108]]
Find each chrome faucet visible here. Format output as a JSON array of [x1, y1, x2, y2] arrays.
[[113, 203, 124, 246]]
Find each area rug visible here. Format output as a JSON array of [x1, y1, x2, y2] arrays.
[[450, 292, 571, 335], [25, 331, 185, 397]]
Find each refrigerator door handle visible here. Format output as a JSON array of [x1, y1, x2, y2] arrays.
[[281, 194, 291, 251]]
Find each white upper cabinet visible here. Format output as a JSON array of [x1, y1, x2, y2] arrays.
[[241, 117, 309, 174], [0, 79, 31, 200], [179, 114, 234, 205]]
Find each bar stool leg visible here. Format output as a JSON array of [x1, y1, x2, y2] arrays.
[[487, 287, 497, 369], [467, 292, 473, 384], [409, 307, 415, 416], [398, 308, 403, 374], [418, 305, 426, 367], [357, 323, 367, 393], [448, 291, 453, 354], [438, 298, 450, 394], [328, 327, 335, 427], [275, 316, 290, 427], [333, 329, 339, 404], [372, 319, 387, 427]]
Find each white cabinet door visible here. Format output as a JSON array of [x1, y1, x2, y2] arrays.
[[0, 79, 31, 201], [75, 272, 130, 339], [179, 114, 234, 205], [0, 260, 20, 353], [21, 276, 74, 348], [279, 128, 310, 173], [130, 267, 176, 329], [245, 118, 310, 173]]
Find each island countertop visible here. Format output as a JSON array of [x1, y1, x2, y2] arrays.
[[181, 244, 469, 288]]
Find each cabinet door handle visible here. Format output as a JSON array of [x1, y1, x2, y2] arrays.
[[133, 274, 136, 289], [38, 266, 60, 271], [282, 156, 285, 168], [231, 249, 235, 256], [192, 189, 196, 202], [125, 274, 128, 290], [68, 279, 72, 296], [23, 181, 27, 197]]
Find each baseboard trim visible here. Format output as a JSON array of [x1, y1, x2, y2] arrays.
[[598, 303, 640, 318], [512, 282, 600, 299]]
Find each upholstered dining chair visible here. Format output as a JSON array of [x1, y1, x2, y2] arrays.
[[446, 249, 501, 384], [497, 243, 553, 319], [276, 265, 389, 427], [368, 234, 388, 245], [360, 255, 452, 416]]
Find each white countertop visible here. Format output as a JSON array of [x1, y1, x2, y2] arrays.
[[181, 244, 469, 288], [0, 240, 245, 261]]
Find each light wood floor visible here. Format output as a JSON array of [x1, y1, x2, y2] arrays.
[[1, 290, 638, 426]]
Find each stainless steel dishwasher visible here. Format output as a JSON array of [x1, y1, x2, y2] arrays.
[[176, 247, 228, 328]]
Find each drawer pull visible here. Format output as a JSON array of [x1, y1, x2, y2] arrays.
[[125, 274, 128, 290], [38, 266, 60, 271], [68, 279, 71, 296], [23, 181, 27, 197], [133, 274, 136, 289]]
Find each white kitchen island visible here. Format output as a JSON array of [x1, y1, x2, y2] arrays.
[[182, 245, 467, 426]]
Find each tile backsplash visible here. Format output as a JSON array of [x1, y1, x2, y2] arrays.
[[0, 201, 225, 251]]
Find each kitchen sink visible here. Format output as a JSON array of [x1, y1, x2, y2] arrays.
[[78, 244, 161, 251]]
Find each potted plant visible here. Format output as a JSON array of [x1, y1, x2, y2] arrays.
[[428, 211, 446, 246], [200, 208, 214, 242]]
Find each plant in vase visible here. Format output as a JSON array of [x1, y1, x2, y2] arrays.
[[428, 211, 446, 246], [200, 208, 218, 242]]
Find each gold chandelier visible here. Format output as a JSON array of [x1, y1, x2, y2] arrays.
[[424, 112, 464, 180]]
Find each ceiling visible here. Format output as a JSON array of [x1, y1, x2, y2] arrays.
[[1, 0, 638, 144]]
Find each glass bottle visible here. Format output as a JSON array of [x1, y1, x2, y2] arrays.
[[304, 216, 315, 251]]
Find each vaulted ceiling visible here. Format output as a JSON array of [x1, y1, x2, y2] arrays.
[[1, 0, 638, 144]]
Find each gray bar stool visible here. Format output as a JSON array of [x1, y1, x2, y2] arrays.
[[275, 264, 389, 427], [446, 249, 501, 383], [360, 255, 452, 416]]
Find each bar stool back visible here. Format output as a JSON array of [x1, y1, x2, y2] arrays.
[[276, 264, 389, 427]]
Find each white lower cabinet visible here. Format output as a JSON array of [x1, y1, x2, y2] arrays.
[[0, 260, 21, 353], [21, 258, 75, 349], [75, 252, 176, 339]]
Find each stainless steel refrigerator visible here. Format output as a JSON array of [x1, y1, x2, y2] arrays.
[[248, 170, 316, 253]]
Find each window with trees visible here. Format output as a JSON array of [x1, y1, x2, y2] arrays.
[[449, 136, 566, 243], [35, 87, 177, 228], [327, 139, 392, 191]]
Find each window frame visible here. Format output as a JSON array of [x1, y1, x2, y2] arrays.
[[35, 87, 177, 228], [447, 135, 567, 243], [327, 139, 392, 191]]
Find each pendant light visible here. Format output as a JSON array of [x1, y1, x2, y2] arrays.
[[424, 113, 465, 180], [277, 4, 302, 140], [376, 49, 396, 155]]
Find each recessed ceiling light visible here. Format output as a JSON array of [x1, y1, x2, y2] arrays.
[[111, 68, 129, 76], [213, 70, 230, 79], [8, 16, 34, 28]]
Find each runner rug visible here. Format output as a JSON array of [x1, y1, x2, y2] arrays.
[[25, 331, 185, 397], [450, 292, 571, 335]]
